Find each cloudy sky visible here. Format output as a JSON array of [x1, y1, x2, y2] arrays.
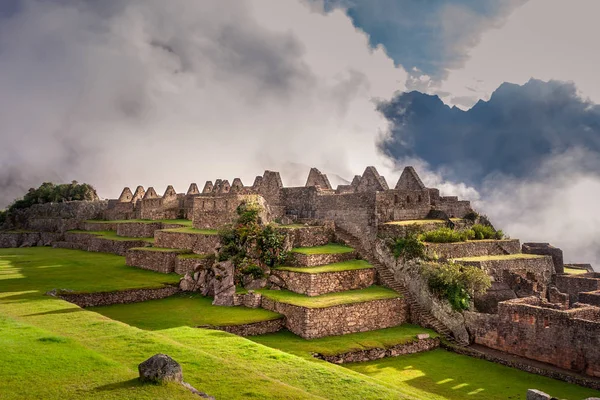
[[1, 0, 600, 266]]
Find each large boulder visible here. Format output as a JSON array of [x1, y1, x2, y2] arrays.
[[138, 354, 183, 383], [212, 260, 236, 306]]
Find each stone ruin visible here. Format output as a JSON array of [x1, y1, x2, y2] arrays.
[[2, 165, 599, 385]]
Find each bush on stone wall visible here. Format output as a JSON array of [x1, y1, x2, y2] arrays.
[[422, 262, 491, 311], [393, 232, 426, 261], [7, 181, 99, 212], [421, 227, 474, 243], [471, 224, 503, 240]]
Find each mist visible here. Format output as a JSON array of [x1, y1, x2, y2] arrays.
[[0, 0, 406, 207]]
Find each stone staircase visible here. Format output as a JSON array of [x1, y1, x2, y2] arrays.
[[335, 227, 468, 346]]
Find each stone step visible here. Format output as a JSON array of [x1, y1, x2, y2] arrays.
[[425, 239, 521, 259], [272, 260, 375, 296], [257, 286, 407, 339]]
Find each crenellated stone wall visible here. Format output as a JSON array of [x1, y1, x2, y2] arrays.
[[274, 268, 375, 296], [260, 297, 407, 339]]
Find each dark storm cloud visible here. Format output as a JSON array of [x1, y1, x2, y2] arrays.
[[319, 0, 527, 80], [378, 79, 600, 184]]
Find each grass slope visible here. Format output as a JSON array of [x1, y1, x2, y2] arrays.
[[89, 292, 282, 330], [291, 244, 354, 255], [345, 348, 599, 400], [257, 286, 399, 308], [251, 325, 439, 357], [275, 259, 373, 274]]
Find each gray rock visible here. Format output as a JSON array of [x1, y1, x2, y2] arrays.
[[245, 277, 267, 290], [526, 389, 551, 400], [417, 333, 430, 340], [212, 260, 235, 306], [138, 354, 183, 383]]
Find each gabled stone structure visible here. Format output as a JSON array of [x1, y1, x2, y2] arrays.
[[231, 178, 244, 193], [118, 187, 133, 202], [305, 168, 332, 190], [186, 183, 199, 196], [356, 166, 389, 192], [163, 185, 177, 201], [202, 181, 213, 194], [395, 166, 426, 191], [143, 187, 159, 200], [132, 186, 145, 203]]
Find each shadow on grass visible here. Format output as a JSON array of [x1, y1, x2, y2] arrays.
[[94, 378, 142, 392], [25, 307, 85, 317]]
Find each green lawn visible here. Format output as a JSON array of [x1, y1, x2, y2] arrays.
[[453, 254, 546, 262], [68, 230, 155, 243], [251, 325, 438, 357], [275, 259, 373, 274], [86, 219, 193, 227], [256, 286, 399, 308], [159, 227, 219, 235], [564, 267, 590, 275], [345, 349, 599, 400], [88, 292, 282, 330], [0, 247, 410, 399], [0, 248, 179, 294], [291, 244, 355, 255]]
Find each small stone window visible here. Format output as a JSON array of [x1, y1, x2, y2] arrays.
[[513, 312, 520, 322], [418, 195, 422, 202], [213, 200, 216, 209], [394, 195, 399, 205], [406, 196, 411, 204], [202, 201, 205, 210], [544, 317, 550, 328]]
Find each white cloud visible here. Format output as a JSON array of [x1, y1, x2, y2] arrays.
[[0, 0, 406, 206], [439, 0, 600, 108]]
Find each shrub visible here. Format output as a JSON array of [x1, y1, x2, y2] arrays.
[[393, 233, 426, 260], [471, 224, 503, 240], [463, 211, 479, 223], [257, 225, 287, 267], [240, 264, 264, 279], [8, 181, 98, 212], [421, 227, 474, 243], [422, 262, 491, 311], [0, 210, 6, 226]]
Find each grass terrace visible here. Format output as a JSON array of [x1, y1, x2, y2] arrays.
[[290, 243, 354, 255], [68, 230, 155, 243], [564, 267, 590, 275], [275, 223, 311, 229], [88, 292, 282, 331], [453, 254, 546, 262], [85, 219, 193, 226], [275, 259, 373, 274], [345, 348, 599, 400], [159, 226, 219, 235], [256, 286, 399, 308], [385, 219, 446, 226], [251, 325, 438, 357]]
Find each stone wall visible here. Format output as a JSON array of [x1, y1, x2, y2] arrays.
[[214, 319, 284, 336], [126, 248, 189, 274], [315, 337, 439, 364], [287, 251, 357, 267], [116, 222, 164, 238], [6, 201, 108, 232], [63, 232, 150, 256], [174, 255, 215, 275], [424, 239, 521, 259], [522, 243, 564, 274], [0, 231, 62, 248], [278, 224, 334, 248], [375, 190, 432, 223], [261, 297, 407, 339], [378, 221, 446, 240], [580, 291, 600, 307], [56, 286, 179, 307], [457, 255, 554, 297], [466, 297, 600, 378], [274, 268, 375, 296], [556, 273, 600, 305], [154, 230, 220, 254], [81, 222, 119, 232]]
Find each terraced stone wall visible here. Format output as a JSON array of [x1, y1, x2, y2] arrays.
[[425, 239, 521, 259], [63, 232, 150, 256], [0, 232, 62, 248], [57, 286, 179, 307], [154, 230, 220, 254], [261, 297, 407, 339], [279, 224, 334, 248], [215, 319, 284, 336], [174, 256, 214, 275], [126, 249, 185, 273], [6, 200, 108, 232], [274, 269, 375, 296], [116, 222, 164, 238], [579, 291, 600, 307], [287, 251, 357, 267]]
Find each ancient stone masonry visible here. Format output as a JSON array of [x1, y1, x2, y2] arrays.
[[522, 242, 564, 274], [55, 286, 180, 308], [465, 297, 600, 378], [273, 268, 375, 296], [556, 272, 600, 305]]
